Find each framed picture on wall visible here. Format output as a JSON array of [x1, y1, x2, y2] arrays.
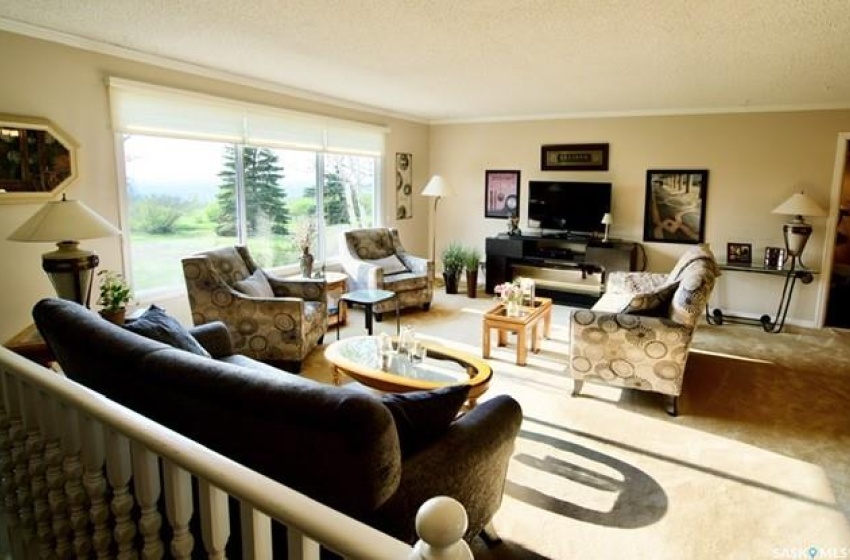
[[395, 153, 413, 220], [484, 170, 521, 218], [643, 169, 709, 244]]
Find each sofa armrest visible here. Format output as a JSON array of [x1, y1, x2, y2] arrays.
[[370, 395, 523, 543], [188, 321, 234, 359]]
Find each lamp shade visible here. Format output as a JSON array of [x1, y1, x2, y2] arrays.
[[421, 175, 453, 198], [771, 192, 826, 218], [8, 195, 121, 242], [601, 212, 612, 225], [8, 195, 121, 306]]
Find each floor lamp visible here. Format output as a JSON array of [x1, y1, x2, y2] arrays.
[[8, 194, 121, 307], [421, 175, 453, 263]]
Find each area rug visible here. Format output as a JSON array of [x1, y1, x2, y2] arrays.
[[303, 291, 850, 560]]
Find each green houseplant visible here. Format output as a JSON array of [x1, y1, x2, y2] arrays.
[[97, 270, 133, 324], [441, 242, 465, 294], [462, 246, 482, 298]]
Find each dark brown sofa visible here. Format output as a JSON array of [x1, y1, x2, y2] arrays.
[[33, 298, 522, 550]]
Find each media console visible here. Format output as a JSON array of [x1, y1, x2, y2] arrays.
[[485, 234, 639, 307]]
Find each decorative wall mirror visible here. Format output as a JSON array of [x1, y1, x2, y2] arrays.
[[0, 114, 78, 204]]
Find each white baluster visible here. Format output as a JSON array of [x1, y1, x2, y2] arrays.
[[240, 503, 272, 560], [59, 405, 90, 559], [80, 415, 111, 559], [199, 480, 229, 560], [106, 429, 137, 559], [20, 381, 53, 556], [287, 527, 320, 560], [131, 441, 164, 560], [0, 370, 23, 556], [6, 376, 35, 545], [410, 497, 473, 560], [163, 460, 194, 559], [43, 393, 72, 558]]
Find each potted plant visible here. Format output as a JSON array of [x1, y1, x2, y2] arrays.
[[462, 246, 482, 298], [97, 270, 133, 325], [440, 242, 465, 294]]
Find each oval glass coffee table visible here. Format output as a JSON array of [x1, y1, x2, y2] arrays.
[[324, 335, 492, 406]]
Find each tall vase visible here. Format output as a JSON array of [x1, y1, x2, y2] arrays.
[[506, 300, 521, 317], [300, 247, 314, 278]]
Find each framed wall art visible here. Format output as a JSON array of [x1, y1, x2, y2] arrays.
[[541, 143, 609, 171], [484, 170, 521, 218], [643, 169, 709, 244], [395, 152, 413, 220], [726, 242, 752, 264]]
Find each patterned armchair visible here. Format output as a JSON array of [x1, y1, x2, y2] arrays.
[[569, 244, 720, 415], [182, 246, 327, 372], [338, 227, 434, 316]]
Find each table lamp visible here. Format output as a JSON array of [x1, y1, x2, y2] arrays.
[[421, 175, 454, 262], [601, 212, 612, 243], [771, 191, 826, 269], [8, 194, 121, 306]]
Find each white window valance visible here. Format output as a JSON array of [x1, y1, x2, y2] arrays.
[[107, 77, 387, 155]]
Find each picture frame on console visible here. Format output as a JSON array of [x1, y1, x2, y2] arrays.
[[540, 143, 609, 171], [484, 169, 521, 218], [643, 169, 709, 244], [727, 242, 752, 264]]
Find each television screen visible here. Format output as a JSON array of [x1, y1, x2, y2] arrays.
[[527, 181, 612, 235]]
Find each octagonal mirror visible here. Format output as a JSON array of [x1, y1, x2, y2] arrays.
[[0, 114, 78, 204]]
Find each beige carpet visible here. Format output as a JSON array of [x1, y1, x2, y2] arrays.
[[303, 290, 850, 560]]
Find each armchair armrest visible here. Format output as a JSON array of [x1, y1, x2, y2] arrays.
[[398, 253, 432, 276], [371, 395, 523, 542], [265, 275, 327, 302], [606, 271, 669, 295], [569, 309, 694, 396], [188, 321, 233, 359]]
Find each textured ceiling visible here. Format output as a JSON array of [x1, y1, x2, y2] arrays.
[[2, 0, 850, 122]]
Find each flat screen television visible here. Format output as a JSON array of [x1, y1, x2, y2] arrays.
[[527, 180, 612, 235]]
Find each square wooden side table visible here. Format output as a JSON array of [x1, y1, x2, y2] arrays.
[[4, 323, 56, 367], [482, 297, 552, 366]]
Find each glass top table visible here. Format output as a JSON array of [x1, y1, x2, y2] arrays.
[[324, 335, 492, 406]]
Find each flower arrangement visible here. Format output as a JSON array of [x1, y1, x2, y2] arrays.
[[293, 217, 317, 251], [494, 280, 524, 303]]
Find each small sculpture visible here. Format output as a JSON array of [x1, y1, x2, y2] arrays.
[[507, 213, 521, 236]]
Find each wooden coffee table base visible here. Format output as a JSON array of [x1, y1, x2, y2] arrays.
[[482, 298, 552, 366]]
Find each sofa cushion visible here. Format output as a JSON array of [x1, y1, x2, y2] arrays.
[[233, 269, 274, 298], [365, 254, 410, 277], [124, 305, 211, 357], [619, 282, 680, 317], [381, 384, 470, 457]]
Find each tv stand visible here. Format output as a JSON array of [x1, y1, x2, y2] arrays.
[[485, 234, 639, 307]]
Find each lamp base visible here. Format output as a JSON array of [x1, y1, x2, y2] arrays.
[[42, 241, 99, 307], [782, 219, 812, 269]]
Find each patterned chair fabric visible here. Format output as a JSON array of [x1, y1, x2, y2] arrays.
[[182, 246, 327, 371], [569, 244, 719, 414], [338, 227, 434, 314]]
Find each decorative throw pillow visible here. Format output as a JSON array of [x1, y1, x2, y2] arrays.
[[124, 305, 211, 357], [365, 254, 410, 276], [619, 282, 680, 317], [233, 269, 274, 298], [381, 384, 470, 457]]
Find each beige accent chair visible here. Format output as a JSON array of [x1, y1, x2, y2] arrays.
[[338, 227, 434, 317], [182, 245, 327, 372], [569, 244, 720, 415]]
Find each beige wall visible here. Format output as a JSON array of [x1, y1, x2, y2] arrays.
[[0, 30, 430, 341], [430, 112, 850, 326]]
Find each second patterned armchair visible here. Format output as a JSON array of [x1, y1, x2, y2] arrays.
[[182, 245, 327, 372], [338, 227, 434, 317]]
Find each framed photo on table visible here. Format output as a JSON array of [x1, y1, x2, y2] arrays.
[[485, 170, 521, 218], [643, 169, 709, 244], [727, 242, 752, 264]]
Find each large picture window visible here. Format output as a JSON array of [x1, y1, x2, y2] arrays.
[[110, 78, 384, 295]]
